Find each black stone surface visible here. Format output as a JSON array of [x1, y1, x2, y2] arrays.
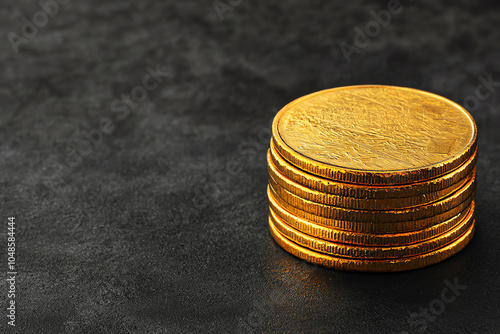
[[1, 1, 499, 333]]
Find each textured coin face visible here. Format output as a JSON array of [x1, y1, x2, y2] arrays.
[[273, 85, 477, 184]]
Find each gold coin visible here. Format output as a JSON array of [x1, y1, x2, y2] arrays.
[[269, 205, 474, 259], [272, 85, 477, 185], [269, 170, 476, 223], [269, 192, 474, 246], [267, 186, 474, 233], [269, 142, 477, 200], [268, 149, 475, 210], [269, 217, 475, 272]]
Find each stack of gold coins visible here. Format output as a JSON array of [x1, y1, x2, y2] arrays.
[[267, 85, 477, 272]]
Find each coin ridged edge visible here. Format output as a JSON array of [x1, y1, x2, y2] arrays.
[[269, 191, 474, 246], [269, 171, 476, 223], [268, 150, 475, 210], [267, 186, 474, 233], [269, 217, 475, 272], [269, 206, 474, 259], [270, 143, 478, 199]]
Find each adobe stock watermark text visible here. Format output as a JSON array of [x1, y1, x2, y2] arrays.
[[6, 217, 17, 327]]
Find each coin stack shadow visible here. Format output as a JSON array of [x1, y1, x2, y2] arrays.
[[267, 86, 477, 272]]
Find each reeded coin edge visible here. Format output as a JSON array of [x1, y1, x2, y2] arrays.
[[269, 143, 478, 199], [269, 191, 475, 246], [269, 171, 476, 222], [269, 205, 474, 259], [268, 150, 475, 210], [267, 185, 475, 233], [269, 217, 475, 272]]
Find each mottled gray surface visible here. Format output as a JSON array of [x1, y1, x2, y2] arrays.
[[0, 0, 499, 333]]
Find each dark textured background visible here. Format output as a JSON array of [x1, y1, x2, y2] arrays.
[[1, 0, 499, 333]]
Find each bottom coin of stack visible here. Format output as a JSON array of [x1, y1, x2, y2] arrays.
[[266, 143, 477, 272]]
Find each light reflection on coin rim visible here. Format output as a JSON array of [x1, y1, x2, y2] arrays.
[[269, 216, 475, 272]]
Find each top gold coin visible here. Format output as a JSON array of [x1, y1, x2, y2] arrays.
[[272, 85, 477, 185]]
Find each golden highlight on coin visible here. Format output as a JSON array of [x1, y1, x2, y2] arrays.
[[269, 207, 474, 259], [269, 186, 474, 233], [266, 85, 477, 272], [272, 85, 477, 185], [268, 150, 475, 210], [269, 218, 475, 273], [269, 192, 475, 246], [269, 142, 477, 200], [269, 171, 476, 223]]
